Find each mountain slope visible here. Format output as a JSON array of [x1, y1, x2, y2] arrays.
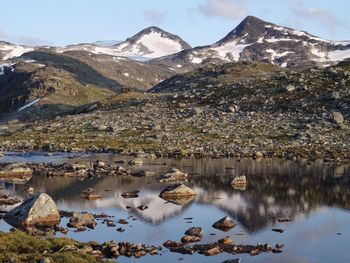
[[151, 16, 350, 69]]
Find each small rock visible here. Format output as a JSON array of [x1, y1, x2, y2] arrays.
[[181, 235, 201, 243], [218, 236, 233, 245], [159, 184, 196, 199], [332, 111, 344, 125], [128, 158, 144, 165], [272, 228, 284, 233], [184, 227, 203, 238], [212, 216, 236, 231]]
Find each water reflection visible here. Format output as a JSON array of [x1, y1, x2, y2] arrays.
[[1, 156, 349, 233]]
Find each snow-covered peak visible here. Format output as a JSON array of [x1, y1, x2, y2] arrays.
[[112, 26, 191, 60]]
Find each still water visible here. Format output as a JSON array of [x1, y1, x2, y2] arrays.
[[1, 152, 350, 263]]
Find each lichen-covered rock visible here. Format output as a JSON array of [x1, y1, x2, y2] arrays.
[[4, 193, 60, 227]]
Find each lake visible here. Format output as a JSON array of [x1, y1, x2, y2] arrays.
[[1, 152, 350, 263]]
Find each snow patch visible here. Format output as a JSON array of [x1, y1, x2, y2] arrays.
[[0, 63, 15, 76], [17, 99, 41, 112], [0, 45, 34, 60], [212, 41, 251, 61]]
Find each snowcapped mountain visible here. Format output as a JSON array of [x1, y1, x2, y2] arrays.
[[55, 26, 191, 61], [153, 16, 350, 69], [0, 41, 34, 61], [112, 26, 191, 60]]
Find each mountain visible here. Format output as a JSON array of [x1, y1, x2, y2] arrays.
[[151, 16, 350, 69], [112, 26, 191, 60], [55, 26, 191, 61]]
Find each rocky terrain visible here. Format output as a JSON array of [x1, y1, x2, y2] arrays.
[[0, 60, 349, 160]]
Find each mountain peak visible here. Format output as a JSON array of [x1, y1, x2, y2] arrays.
[[122, 27, 191, 50], [218, 16, 273, 43]]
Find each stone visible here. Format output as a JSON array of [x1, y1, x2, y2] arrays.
[[184, 227, 203, 238], [253, 151, 264, 159], [181, 235, 201, 243], [204, 246, 221, 256], [121, 190, 139, 198], [231, 175, 247, 189], [159, 184, 196, 199], [212, 216, 236, 231], [222, 259, 241, 263], [68, 212, 96, 229], [132, 170, 157, 177], [158, 168, 188, 183], [128, 158, 144, 165], [285, 85, 296, 92], [332, 112, 344, 125], [4, 193, 60, 227], [272, 228, 284, 233], [218, 237, 233, 245], [0, 163, 33, 179]]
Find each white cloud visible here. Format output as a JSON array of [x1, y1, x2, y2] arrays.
[[198, 0, 247, 21], [143, 9, 166, 24]]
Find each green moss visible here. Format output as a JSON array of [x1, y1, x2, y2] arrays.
[[0, 231, 112, 263]]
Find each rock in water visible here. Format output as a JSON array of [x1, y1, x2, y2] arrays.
[[159, 184, 196, 199], [0, 162, 33, 178], [185, 227, 203, 238], [212, 216, 236, 231], [158, 168, 188, 182], [231, 176, 247, 190], [68, 212, 96, 229], [4, 193, 60, 227]]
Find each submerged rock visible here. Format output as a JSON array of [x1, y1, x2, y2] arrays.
[[4, 193, 60, 227], [158, 168, 188, 183], [159, 184, 196, 199], [212, 216, 236, 231]]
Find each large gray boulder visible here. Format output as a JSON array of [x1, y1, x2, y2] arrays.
[[4, 193, 60, 227]]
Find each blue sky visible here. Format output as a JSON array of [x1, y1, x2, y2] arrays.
[[1, 0, 349, 47]]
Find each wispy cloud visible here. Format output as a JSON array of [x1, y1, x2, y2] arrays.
[[143, 9, 166, 25], [198, 0, 247, 21], [291, 6, 347, 35]]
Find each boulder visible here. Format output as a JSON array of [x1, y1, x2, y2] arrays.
[[212, 216, 236, 231], [4, 193, 60, 227], [158, 168, 188, 182], [0, 163, 33, 178], [159, 184, 196, 199], [68, 212, 96, 229]]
